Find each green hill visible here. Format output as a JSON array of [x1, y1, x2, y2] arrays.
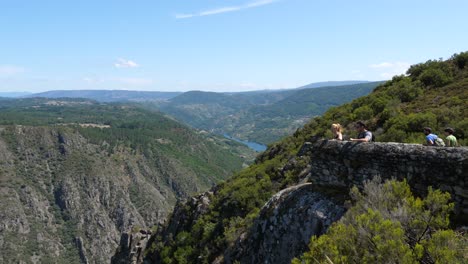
[[143, 51, 468, 263], [308, 54, 468, 145], [158, 82, 383, 144], [0, 98, 255, 263]]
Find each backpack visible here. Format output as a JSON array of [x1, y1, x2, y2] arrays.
[[371, 133, 376, 142], [434, 137, 445, 147]]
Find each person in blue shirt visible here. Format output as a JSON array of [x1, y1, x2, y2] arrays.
[[423, 127, 439, 145]]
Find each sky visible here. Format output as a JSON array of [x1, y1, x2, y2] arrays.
[[1, 0, 467, 93]]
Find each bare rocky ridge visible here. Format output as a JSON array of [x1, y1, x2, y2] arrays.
[[112, 191, 213, 264], [0, 125, 235, 263], [111, 229, 152, 264]]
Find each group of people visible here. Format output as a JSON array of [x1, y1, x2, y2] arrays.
[[330, 121, 459, 147], [423, 127, 458, 147], [331, 121, 374, 142]]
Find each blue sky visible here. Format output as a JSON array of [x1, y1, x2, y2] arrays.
[[1, 0, 467, 92]]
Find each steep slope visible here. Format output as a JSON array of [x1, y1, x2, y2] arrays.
[[236, 82, 384, 143], [159, 82, 382, 144], [258, 82, 384, 117], [0, 99, 254, 263], [135, 52, 467, 263]]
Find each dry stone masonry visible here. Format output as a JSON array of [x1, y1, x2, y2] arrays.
[[299, 140, 468, 221]]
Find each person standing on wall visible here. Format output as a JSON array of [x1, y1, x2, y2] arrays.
[[350, 121, 373, 142]]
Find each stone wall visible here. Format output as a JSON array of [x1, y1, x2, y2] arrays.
[[299, 140, 468, 220]]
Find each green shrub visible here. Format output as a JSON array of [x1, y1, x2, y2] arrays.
[[353, 105, 374, 120], [293, 179, 465, 264], [419, 68, 453, 87], [452, 51, 468, 69]]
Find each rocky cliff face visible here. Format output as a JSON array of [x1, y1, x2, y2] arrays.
[[225, 183, 345, 264], [116, 140, 467, 264], [112, 191, 213, 264], [111, 229, 152, 264], [113, 184, 345, 264], [0, 125, 239, 263]]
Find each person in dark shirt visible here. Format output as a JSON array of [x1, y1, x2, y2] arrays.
[[350, 121, 373, 142]]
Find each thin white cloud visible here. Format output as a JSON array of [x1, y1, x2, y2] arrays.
[[246, 0, 277, 8], [175, 14, 195, 19], [369, 62, 411, 79], [175, 0, 278, 19], [200, 6, 242, 16], [0, 65, 25, 76], [114, 58, 139, 68]]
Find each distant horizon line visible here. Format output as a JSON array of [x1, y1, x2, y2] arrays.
[[0, 80, 381, 95]]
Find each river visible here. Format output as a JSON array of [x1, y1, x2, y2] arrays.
[[223, 134, 267, 152]]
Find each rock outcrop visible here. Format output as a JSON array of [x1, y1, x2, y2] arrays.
[[0, 126, 169, 263], [226, 183, 345, 264], [160, 192, 213, 241], [0, 125, 239, 263], [111, 229, 152, 264]]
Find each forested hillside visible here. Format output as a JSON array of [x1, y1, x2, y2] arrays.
[[158, 82, 383, 144], [307, 53, 468, 145], [142, 52, 468, 263], [0, 98, 254, 263]]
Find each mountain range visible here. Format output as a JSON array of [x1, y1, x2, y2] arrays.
[[26, 90, 181, 102], [23, 81, 370, 102], [157, 81, 383, 144], [17, 81, 381, 145], [127, 51, 468, 263], [2, 51, 467, 263], [0, 98, 255, 263]]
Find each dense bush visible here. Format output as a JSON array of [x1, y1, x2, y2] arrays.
[[293, 179, 466, 264], [419, 67, 453, 87], [452, 51, 468, 69]]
